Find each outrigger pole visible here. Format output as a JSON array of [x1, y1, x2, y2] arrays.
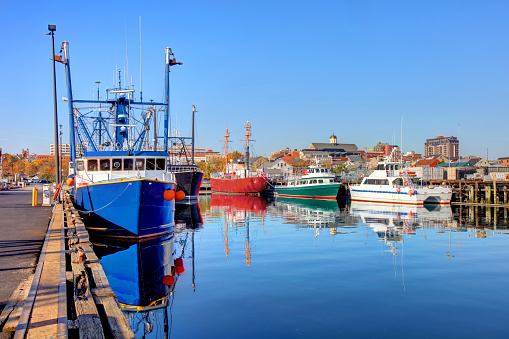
[[164, 47, 182, 153]]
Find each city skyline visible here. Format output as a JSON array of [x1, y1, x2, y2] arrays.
[[1, 1, 508, 159]]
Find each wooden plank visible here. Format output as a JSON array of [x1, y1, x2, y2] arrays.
[[68, 201, 134, 338], [25, 204, 66, 339], [70, 250, 105, 339], [14, 204, 57, 339], [0, 278, 32, 332]]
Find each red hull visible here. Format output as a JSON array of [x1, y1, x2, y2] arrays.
[[210, 176, 267, 194]]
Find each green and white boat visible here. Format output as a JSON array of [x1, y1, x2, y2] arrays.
[[275, 164, 340, 200]]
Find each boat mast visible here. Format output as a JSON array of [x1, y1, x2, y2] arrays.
[[241, 121, 253, 177], [192, 105, 197, 165], [164, 48, 182, 153], [223, 125, 230, 173], [62, 42, 75, 162]]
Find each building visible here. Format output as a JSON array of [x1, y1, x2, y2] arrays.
[[368, 142, 399, 157], [424, 136, 459, 160], [50, 143, 71, 157], [305, 133, 359, 161], [498, 157, 509, 167]]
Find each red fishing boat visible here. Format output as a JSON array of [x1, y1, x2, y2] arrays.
[[210, 175, 267, 194], [210, 122, 268, 194]]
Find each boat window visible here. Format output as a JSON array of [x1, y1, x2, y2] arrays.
[[312, 179, 317, 184], [87, 159, 98, 171], [376, 164, 385, 170], [124, 158, 133, 171], [146, 158, 156, 170], [135, 159, 145, 170], [393, 178, 403, 186], [100, 159, 111, 171], [76, 160, 84, 171], [365, 179, 388, 185], [318, 179, 323, 183], [156, 158, 166, 170], [112, 159, 122, 171]]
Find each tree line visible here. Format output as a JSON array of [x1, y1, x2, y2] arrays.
[[1, 153, 69, 182]]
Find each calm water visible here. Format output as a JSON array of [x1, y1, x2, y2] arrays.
[[93, 196, 509, 338]]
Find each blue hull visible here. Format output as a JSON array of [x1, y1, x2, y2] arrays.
[[74, 179, 176, 239]]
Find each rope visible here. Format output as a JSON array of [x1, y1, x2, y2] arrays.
[[78, 182, 133, 215]]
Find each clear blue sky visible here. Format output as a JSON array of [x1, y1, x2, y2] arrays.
[[1, 0, 508, 160]]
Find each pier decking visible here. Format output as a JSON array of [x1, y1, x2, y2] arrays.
[[1, 192, 134, 338]]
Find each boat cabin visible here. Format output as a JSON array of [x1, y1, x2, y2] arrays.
[[375, 163, 401, 171], [73, 151, 174, 185]]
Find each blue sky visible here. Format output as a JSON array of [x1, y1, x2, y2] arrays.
[[1, 0, 508, 159]]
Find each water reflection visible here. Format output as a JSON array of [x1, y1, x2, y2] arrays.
[[210, 194, 269, 266], [90, 202, 204, 337], [90, 233, 175, 336], [93, 197, 509, 338], [272, 197, 356, 236]]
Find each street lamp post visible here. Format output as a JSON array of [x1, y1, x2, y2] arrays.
[[59, 124, 63, 180], [47, 24, 60, 185]]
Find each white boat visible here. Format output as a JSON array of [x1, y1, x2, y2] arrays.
[[349, 151, 452, 205]]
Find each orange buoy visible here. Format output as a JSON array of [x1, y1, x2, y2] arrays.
[[66, 177, 74, 186], [162, 275, 175, 286], [175, 190, 185, 201], [174, 258, 184, 266], [360, 174, 364, 178], [53, 183, 62, 200], [404, 181, 408, 186], [163, 189, 175, 201], [396, 188, 401, 193], [408, 190, 415, 195], [175, 265, 185, 275]]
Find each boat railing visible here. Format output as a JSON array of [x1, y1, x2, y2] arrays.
[[79, 170, 175, 184]]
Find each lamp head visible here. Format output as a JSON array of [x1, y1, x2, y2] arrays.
[[48, 25, 56, 32]]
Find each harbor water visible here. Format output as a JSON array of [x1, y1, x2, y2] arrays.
[[93, 196, 509, 338]]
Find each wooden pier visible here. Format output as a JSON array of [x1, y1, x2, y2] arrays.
[[2, 192, 134, 338], [436, 180, 509, 206]]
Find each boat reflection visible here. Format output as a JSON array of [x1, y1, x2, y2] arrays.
[[210, 194, 269, 266], [91, 233, 178, 337], [210, 194, 268, 214], [175, 202, 204, 230], [350, 201, 454, 231], [273, 197, 354, 236], [350, 202, 455, 256]]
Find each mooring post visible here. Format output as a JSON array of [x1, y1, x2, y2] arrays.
[[469, 185, 474, 203], [475, 181, 479, 204], [504, 186, 507, 204], [469, 205, 475, 221], [494, 181, 497, 205], [487, 184, 491, 205]]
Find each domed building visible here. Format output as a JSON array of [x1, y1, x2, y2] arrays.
[[329, 133, 337, 145]]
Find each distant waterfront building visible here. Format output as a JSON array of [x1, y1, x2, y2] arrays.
[[50, 143, 71, 157], [304, 133, 359, 161], [424, 136, 459, 160], [498, 157, 509, 167], [367, 142, 400, 159]]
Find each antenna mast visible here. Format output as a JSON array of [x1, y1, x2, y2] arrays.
[[240, 121, 254, 177], [222, 125, 232, 174]]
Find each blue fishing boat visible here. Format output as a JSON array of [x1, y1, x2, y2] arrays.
[[61, 42, 185, 239]]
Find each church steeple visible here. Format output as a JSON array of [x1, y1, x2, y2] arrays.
[[329, 133, 337, 145]]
